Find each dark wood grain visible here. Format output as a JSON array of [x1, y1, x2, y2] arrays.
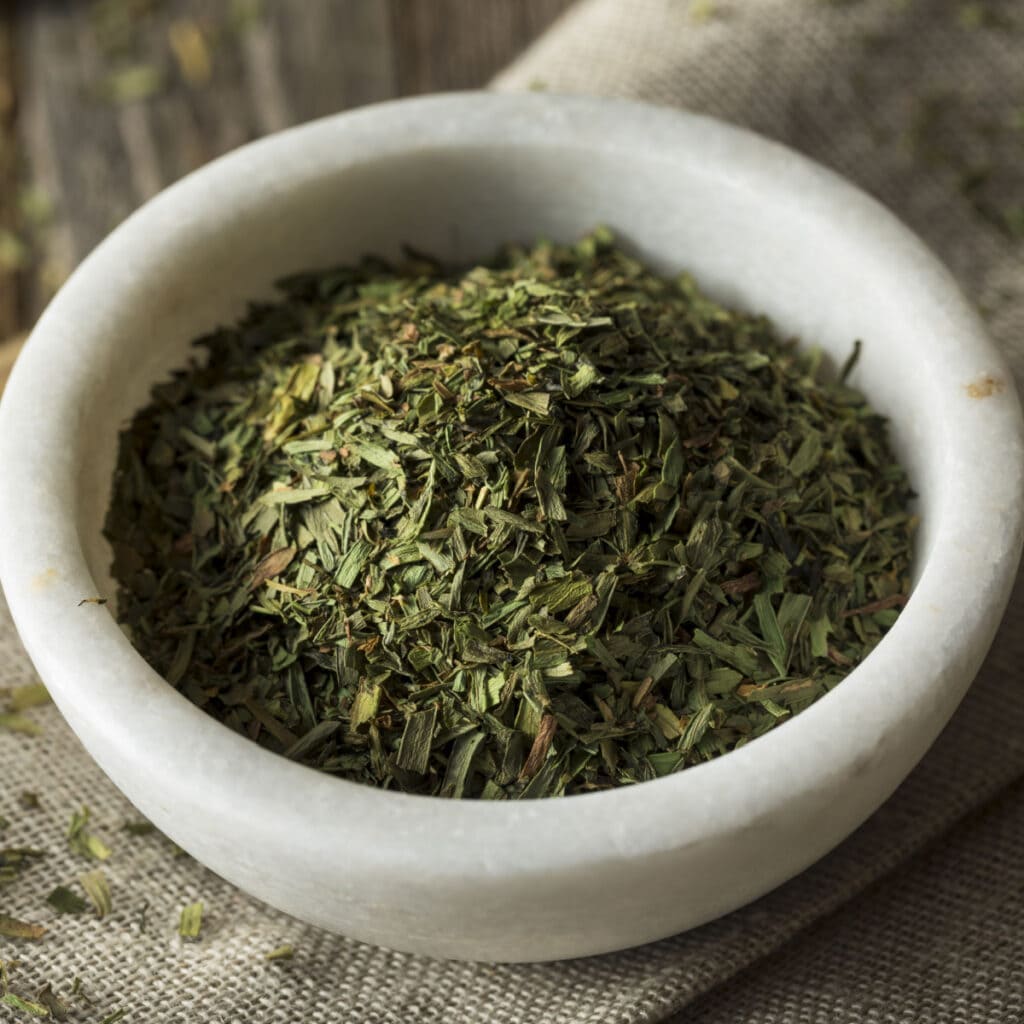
[[2, 0, 574, 345], [23, 6, 142, 259], [270, 1, 397, 121], [389, 0, 571, 94], [0, 5, 20, 339]]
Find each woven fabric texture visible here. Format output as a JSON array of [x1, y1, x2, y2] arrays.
[[3, 1, 1024, 1021]]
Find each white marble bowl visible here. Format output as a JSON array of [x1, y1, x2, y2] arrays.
[[1, 94, 1021, 963]]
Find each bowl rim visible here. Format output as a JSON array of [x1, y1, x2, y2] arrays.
[[1, 90, 1022, 881]]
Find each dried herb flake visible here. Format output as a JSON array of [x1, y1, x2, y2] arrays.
[[178, 901, 203, 941], [78, 869, 112, 918]]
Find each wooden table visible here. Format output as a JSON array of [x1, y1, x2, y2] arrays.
[[0, 0, 573, 388]]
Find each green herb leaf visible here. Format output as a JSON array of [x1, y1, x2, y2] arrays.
[[0, 714, 41, 736], [78, 869, 112, 918], [178, 901, 203, 941], [67, 807, 111, 861], [7, 683, 51, 712], [47, 885, 89, 915], [395, 707, 437, 775], [0, 913, 45, 940], [0, 846, 46, 887], [121, 821, 157, 837], [264, 944, 294, 961], [1, 992, 50, 1016], [34, 983, 70, 1021]]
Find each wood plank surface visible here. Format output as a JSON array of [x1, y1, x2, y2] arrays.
[[390, 0, 571, 93], [0, 5, 21, 340], [0, 0, 573, 367]]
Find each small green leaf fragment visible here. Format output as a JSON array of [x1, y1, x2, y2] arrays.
[[1, 992, 49, 1016], [0, 913, 46, 940], [809, 615, 832, 659], [335, 539, 373, 589], [8, 683, 51, 712], [452, 452, 488, 479], [788, 431, 823, 477], [416, 542, 455, 575], [259, 483, 331, 506], [0, 917, 45, 937], [647, 751, 684, 776], [349, 682, 380, 730], [395, 706, 438, 775], [839, 340, 862, 384], [440, 732, 485, 799], [705, 667, 743, 695], [503, 391, 551, 415], [0, 846, 46, 887], [660, 435, 684, 489], [179, 427, 216, 460], [349, 441, 402, 472], [754, 593, 788, 676], [565, 361, 602, 397], [692, 630, 760, 678], [67, 807, 112, 861], [528, 576, 592, 614], [179, 900, 203, 941], [484, 508, 544, 534], [0, 714, 41, 736], [47, 885, 89, 915], [34, 983, 70, 1021], [78, 869, 112, 918], [122, 821, 157, 837], [264, 944, 295, 961], [283, 719, 340, 760]]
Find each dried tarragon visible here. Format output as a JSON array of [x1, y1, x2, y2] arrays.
[[105, 229, 914, 798]]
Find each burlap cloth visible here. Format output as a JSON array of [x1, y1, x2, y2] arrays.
[[3, 1, 1024, 1020]]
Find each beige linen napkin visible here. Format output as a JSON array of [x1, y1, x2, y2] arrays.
[[3, 1, 1023, 1021]]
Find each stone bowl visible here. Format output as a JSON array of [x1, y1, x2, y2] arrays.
[[1, 93, 1021, 963]]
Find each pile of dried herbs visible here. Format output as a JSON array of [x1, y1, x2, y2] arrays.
[[105, 228, 914, 798]]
